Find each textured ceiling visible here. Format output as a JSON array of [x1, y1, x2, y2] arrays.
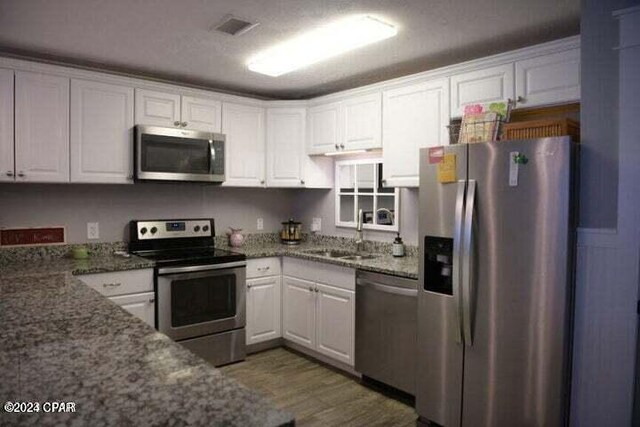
[[0, 0, 580, 99]]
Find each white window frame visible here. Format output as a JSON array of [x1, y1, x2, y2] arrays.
[[334, 158, 400, 232]]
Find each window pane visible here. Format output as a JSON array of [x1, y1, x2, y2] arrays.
[[376, 196, 395, 225], [377, 163, 394, 193], [357, 163, 375, 193], [338, 164, 355, 192], [340, 195, 356, 223], [358, 195, 374, 224]]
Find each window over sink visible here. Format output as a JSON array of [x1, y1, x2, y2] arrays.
[[335, 158, 399, 231]]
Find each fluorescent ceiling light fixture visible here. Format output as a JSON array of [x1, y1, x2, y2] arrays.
[[247, 15, 397, 77]]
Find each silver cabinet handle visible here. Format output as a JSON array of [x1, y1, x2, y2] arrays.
[[260, 179, 265, 184], [340, 143, 345, 149], [173, 121, 181, 126], [335, 144, 339, 149], [17, 171, 25, 177], [102, 282, 122, 288], [257, 266, 270, 272], [308, 286, 313, 292], [315, 288, 319, 293], [181, 122, 188, 127], [5, 171, 13, 177], [149, 298, 155, 303], [300, 180, 305, 185], [516, 96, 525, 103]]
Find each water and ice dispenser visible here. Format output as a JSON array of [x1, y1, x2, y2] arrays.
[[423, 236, 453, 295]]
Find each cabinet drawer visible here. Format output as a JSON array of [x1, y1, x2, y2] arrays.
[[78, 268, 153, 297], [283, 257, 355, 291], [247, 257, 281, 279]]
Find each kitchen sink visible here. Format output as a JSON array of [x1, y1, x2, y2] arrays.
[[303, 249, 378, 261], [340, 255, 378, 261]]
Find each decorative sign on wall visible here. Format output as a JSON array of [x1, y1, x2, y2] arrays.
[[0, 227, 66, 246]]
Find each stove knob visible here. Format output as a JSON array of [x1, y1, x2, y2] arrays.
[[202, 225, 209, 232], [140, 227, 148, 235], [150, 227, 158, 234], [194, 225, 200, 232]]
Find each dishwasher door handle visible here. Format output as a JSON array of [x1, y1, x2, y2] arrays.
[[356, 279, 418, 297]]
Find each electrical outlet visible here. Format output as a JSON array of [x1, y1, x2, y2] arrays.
[[257, 218, 264, 231], [87, 222, 100, 240], [311, 217, 322, 232]]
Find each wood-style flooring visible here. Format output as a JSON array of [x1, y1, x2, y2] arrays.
[[220, 347, 417, 427]]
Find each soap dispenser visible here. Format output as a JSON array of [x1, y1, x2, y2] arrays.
[[392, 233, 405, 257]]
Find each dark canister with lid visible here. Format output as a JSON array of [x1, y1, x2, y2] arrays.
[[281, 218, 302, 245]]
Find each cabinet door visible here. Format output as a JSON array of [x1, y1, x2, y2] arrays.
[[315, 282, 355, 365], [0, 68, 13, 182], [134, 88, 180, 127], [109, 291, 155, 328], [307, 101, 342, 155], [282, 275, 316, 349], [343, 92, 382, 151], [515, 49, 580, 108], [246, 276, 282, 345], [383, 78, 450, 187], [266, 108, 306, 187], [222, 102, 265, 187], [70, 79, 134, 183], [450, 64, 514, 117], [15, 71, 69, 182], [181, 95, 222, 133]]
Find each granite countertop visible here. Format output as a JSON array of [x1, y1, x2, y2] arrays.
[[226, 241, 419, 280], [0, 255, 293, 426]]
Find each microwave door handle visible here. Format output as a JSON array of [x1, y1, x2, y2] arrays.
[[208, 139, 215, 174]]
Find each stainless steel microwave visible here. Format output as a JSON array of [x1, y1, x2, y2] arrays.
[[135, 125, 225, 183]]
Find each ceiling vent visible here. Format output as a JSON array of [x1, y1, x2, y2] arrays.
[[212, 15, 259, 36]]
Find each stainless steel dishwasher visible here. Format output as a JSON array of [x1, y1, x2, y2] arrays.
[[355, 270, 418, 395]]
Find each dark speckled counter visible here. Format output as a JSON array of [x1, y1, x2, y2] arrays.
[[0, 254, 293, 427], [225, 241, 419, 280]]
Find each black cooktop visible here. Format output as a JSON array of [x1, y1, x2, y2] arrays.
[[131, 246, 246, 267]]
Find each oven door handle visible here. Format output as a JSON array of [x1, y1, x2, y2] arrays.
[[158, 261, 246, 275]]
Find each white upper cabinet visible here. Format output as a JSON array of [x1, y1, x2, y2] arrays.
[[135, 89, 180, 127], [222, 102, 265, 187], [135, 89, 221, 132], [70, 79, 134, 183], [515, 48, 580, 108], [0, 68, 13, 182], [307, 101, 342, 155], [15, 71, 69, 183], [342, 92, 382, 151], [307, 92, 382, 155], [181, 95, 222, 133], [266, 107, 306, 187], [450, 64, 514, 117], [383, 78, 450, 187]]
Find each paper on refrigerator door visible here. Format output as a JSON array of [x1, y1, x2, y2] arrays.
[[437, 153, 457, 183]]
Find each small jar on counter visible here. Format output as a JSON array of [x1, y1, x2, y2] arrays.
[[392, 233, 405, 257]]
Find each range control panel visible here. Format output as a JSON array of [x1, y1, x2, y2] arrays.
[[135, 219, 213, 240]]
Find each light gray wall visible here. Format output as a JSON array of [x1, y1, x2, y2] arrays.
[[579, 0, 622, 228], [0, 184, 298, 243], [292, 188, 419, 246]]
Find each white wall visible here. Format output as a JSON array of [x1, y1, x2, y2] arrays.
[[0, 184, 299, 243]]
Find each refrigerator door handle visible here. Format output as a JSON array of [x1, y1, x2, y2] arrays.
[[452, 179, 466, 345], [462, 179, 477, 346]]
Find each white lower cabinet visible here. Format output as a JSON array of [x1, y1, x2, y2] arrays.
[[315, 283, 355, 365], [77, 268, 155, 327], [246, 275, 282, 345], [109, 292, 155, 328], [282, 257, 356, 366], [282, 276, 316, 348]]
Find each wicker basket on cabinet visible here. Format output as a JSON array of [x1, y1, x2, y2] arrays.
[[502, 118, 580, 142]]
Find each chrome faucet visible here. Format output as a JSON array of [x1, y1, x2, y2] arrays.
[[355, 209, 364, 252]]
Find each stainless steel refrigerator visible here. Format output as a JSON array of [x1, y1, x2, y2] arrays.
[[416, 137, 578, 427]]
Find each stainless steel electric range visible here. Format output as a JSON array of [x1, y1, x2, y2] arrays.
[[128, 218, 246, 366]]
